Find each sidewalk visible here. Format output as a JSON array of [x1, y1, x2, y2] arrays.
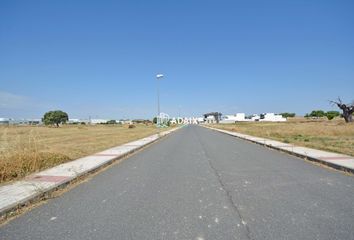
[[0, 127, 180, 218], [205, 126, 354, 174]]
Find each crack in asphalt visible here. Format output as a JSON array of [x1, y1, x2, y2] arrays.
[[196, 130, 253, 240]]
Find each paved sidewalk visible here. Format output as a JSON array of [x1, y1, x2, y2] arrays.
[[0, 127, 180, 218], [206, 126, 354, 174]]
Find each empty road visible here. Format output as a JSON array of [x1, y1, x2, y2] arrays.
[[1, 125, 353, 240]]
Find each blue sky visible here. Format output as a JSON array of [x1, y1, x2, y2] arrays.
[[1, 0, 353, 119]]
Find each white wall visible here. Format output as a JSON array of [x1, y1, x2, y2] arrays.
[[90, 119, 108, 124], [219, 113, 287, 123], [220, 113, 246, 123], [260, 113, 287, 122]]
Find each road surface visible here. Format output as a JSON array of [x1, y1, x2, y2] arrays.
[[1, 125, 353, 240]]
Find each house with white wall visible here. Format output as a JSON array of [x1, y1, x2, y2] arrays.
[[197, 117, 205, 124], [251, 114, 261, 121], [220, 113, 246, 123], [0, 118, 10, 125], [90, 119, 108, 124], [68, 119, 81, 124], [218, 113, 287, 123], [205, 115, 217, 124], [203, 112, 222, 124], [259, 113, 286, 122]]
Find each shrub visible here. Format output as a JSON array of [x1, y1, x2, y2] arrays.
[[128, 124, 136, 129]]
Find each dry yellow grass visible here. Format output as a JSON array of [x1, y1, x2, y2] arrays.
[[0, 124, 166, 184], [213, 118, 354, 157]]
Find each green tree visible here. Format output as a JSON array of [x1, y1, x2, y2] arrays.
[[309, 110, 326, 118], [326, 111, 340, 120], [153, 117, 157, 124], [280, 113, 296, 118], [106, 120, 117, 124], [42, 110, 69, 127]]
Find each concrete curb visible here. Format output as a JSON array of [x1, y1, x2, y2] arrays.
[[0, 127, 180, 218], [204, 126, 354, 174]]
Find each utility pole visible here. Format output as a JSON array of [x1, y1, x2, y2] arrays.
[[156, 74, 164, 127]]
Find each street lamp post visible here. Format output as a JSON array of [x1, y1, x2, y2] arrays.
[[156, 74, 164, 127]]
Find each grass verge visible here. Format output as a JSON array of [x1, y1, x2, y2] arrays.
[[0, 124, 169, 184], [212, 118, 354, 157]]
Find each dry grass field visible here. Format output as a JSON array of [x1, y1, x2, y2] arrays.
[[213, 118, 354, 157], [0, 124, 166, 184]]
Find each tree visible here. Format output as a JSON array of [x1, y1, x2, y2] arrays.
[[153, 117, 157, 124], [330, 98, 354, 123], [42, 110, 69, 127], [309, 110, 326, 118], [280, 113, 296, 118], [325, 111, 340, 120], [106, 120, 117, 124]]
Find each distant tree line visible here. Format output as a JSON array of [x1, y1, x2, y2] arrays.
[[302, 98, 354, 123], [304, 110, 340, 120]]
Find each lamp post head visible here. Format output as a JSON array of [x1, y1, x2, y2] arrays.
[[156, 74, 164, 79]]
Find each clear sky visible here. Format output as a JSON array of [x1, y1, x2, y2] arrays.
[[1, 0, 353, 119]]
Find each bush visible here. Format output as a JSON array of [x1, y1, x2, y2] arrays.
[[128, 124, 136, 129], [327, 114, 334, 120]]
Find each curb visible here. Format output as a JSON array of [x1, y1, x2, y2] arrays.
[[204, 126, 354, 174], [0, 127, 180, 219]]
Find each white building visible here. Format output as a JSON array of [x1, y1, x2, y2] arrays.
[[90, 119, 108, 124], [197, 117, 205, 124], [27, 119, 42, 125], [2, 118, 42, 125], [218, 113, 287, 123], [251, 114, 261, 121], [0, 118, 10, 125], [119, 120, 132, 125], [68, 119, 81, 124], [205, 115, 217, 124], [259, 113, 286, 122], [220, 113, 246, 123]]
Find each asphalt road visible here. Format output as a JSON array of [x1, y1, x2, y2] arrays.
[[1, 125, 353, 240]]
